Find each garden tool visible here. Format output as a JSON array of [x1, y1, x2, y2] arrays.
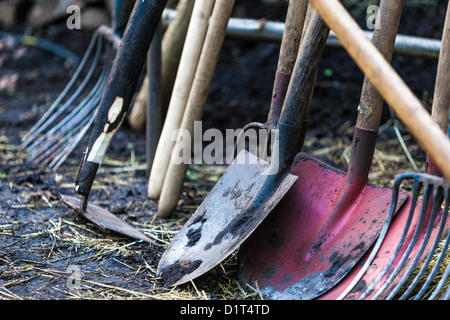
[[155, 0, 235, 217], [147, 0, 215, 200], [323, 3, 450, 300], [157, 9, 330, 287], [233, 0, 308, 159], [20, 0, 134, 170], [237, 0, 408, 300], [155, 0, 308, 219], [307, 0, 450, 180], [65, 0, 168, 242], [128, 0, 196, 133], [146, 22, 162, 176]]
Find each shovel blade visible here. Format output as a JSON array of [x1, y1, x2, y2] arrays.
[[157, 150, 298, 287], [61, 194, 155, 244], [238, 152, 408, 300]]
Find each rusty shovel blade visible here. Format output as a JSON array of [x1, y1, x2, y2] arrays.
[[61, 194, 155, 244], [157, 150, 298, 287]]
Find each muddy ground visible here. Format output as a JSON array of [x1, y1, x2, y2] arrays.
[[0, 0, 448, 300]]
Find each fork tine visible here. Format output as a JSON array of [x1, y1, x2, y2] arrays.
[[405, 187, 449, 300], [21, 31, 101, 148], [371, 177, 428, 299], [391, 184, 445, 299], [359, 174, 423, 300]]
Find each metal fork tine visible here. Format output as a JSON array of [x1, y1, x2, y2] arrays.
[[405, 187, 449, 300], [440, 263, 450, 300], [25, 36, 104, 152], [26, 39, 111, 163], [370, 178, 430, 299], [21, 31, 102, 149], [337, 174, 419, 300], [21, 31, 100, 147], [49, 113, 97, 169], [391, 184, 445, 299], [31, 73, 105, 164], [426, 188, 450, 300], [45, 44, 114, 168], [338, 173, 450, 300], [356, 175, 423, 300]]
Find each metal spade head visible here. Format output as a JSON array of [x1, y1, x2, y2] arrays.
[[322, 172, 450, 300], [61, 194, 156, 244], [237, 152, 409, 300], [157, 150, 298, 287]]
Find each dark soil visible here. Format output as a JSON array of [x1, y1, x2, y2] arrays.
[[0, 0, 447, 299]]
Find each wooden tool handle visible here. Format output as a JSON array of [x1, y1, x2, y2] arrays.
[[309, 0, 450, 181], [76, 0, 168, 197], [356, 0, 404, 131], [427, 2, 450, 176], [147, 0, 214, 200], [277, 0, 308, 74], [279, 9, 330, 128], [157, 0, 235, 218], [431, 3, 450, 133], [266, 0, 307, 127], [160, 0, 196, 111]]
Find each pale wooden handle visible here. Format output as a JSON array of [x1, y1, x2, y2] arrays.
[[161, 0, 196, 110], [310, 0, 450, 181], [157, 0, 236, 218], [147, 0, 215, 199]]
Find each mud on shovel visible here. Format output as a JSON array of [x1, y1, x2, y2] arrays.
[[62, 0, 169, 244], [156, 7, 331, 287], [237, 0, 409, 300]]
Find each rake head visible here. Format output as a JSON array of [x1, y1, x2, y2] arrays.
[[335, 172, 450, 300], [20, 26, 120, 170]]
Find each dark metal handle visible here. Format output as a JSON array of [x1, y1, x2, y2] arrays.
[[75, 0, 168, 198]]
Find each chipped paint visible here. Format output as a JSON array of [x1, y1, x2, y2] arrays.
[[87, 97, 125, 163]]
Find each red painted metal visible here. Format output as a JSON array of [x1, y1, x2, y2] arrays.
[[320, 173, 450, 300], [238, 128, 409, 299]]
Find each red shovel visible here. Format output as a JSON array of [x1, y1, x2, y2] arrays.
[[238, 0, 409, 300], [321, 1, 450, 300]]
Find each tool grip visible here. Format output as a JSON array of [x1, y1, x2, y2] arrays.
[[75, 0, 168, 198], [277, 0, 308, 74], [279, 10, 329, 129], [356, 0, 404, 131]]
